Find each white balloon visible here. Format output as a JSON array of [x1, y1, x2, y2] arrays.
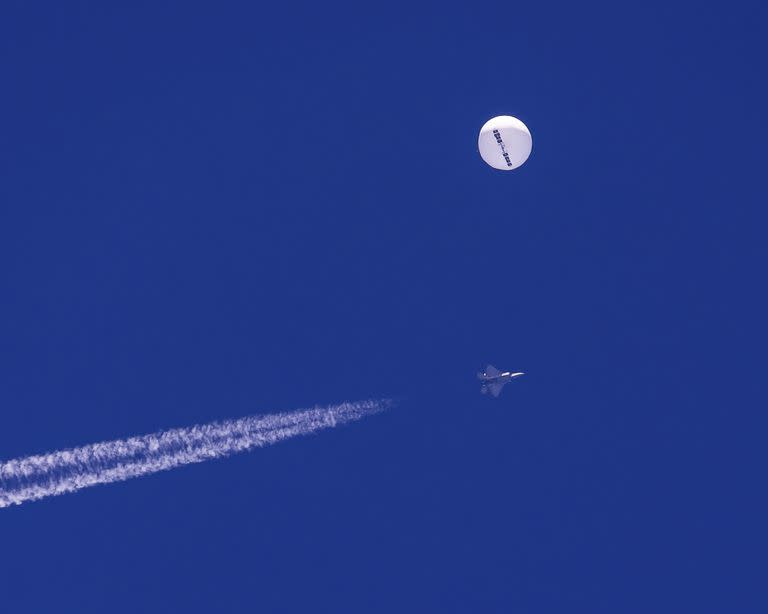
[[478, 116, 532, 170]]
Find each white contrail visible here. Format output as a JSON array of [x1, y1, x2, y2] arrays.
[[0, 399, 388, 509]]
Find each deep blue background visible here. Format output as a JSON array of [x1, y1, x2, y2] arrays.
[[1, 2, 766, 612]]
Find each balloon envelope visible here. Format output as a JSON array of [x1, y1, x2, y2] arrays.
[[478, 116, 532, 170]]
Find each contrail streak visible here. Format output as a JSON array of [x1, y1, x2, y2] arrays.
[[0, 399, 388, 509]]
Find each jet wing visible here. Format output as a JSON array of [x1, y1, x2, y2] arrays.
[[487, 381, 505, 397], [484, 364, 500, 377]]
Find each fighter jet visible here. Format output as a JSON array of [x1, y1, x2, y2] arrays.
[[478, 364, 524, 397]]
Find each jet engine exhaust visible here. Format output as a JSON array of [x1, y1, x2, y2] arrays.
[[0, 399, 389, 509]]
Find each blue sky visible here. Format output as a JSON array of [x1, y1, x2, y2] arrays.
[[1, 2, 766, 612]]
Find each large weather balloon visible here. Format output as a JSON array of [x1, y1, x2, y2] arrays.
[[478, 116, 532, 170]]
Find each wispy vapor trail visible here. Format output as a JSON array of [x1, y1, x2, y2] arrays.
[[0, 399, 388, 509]]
